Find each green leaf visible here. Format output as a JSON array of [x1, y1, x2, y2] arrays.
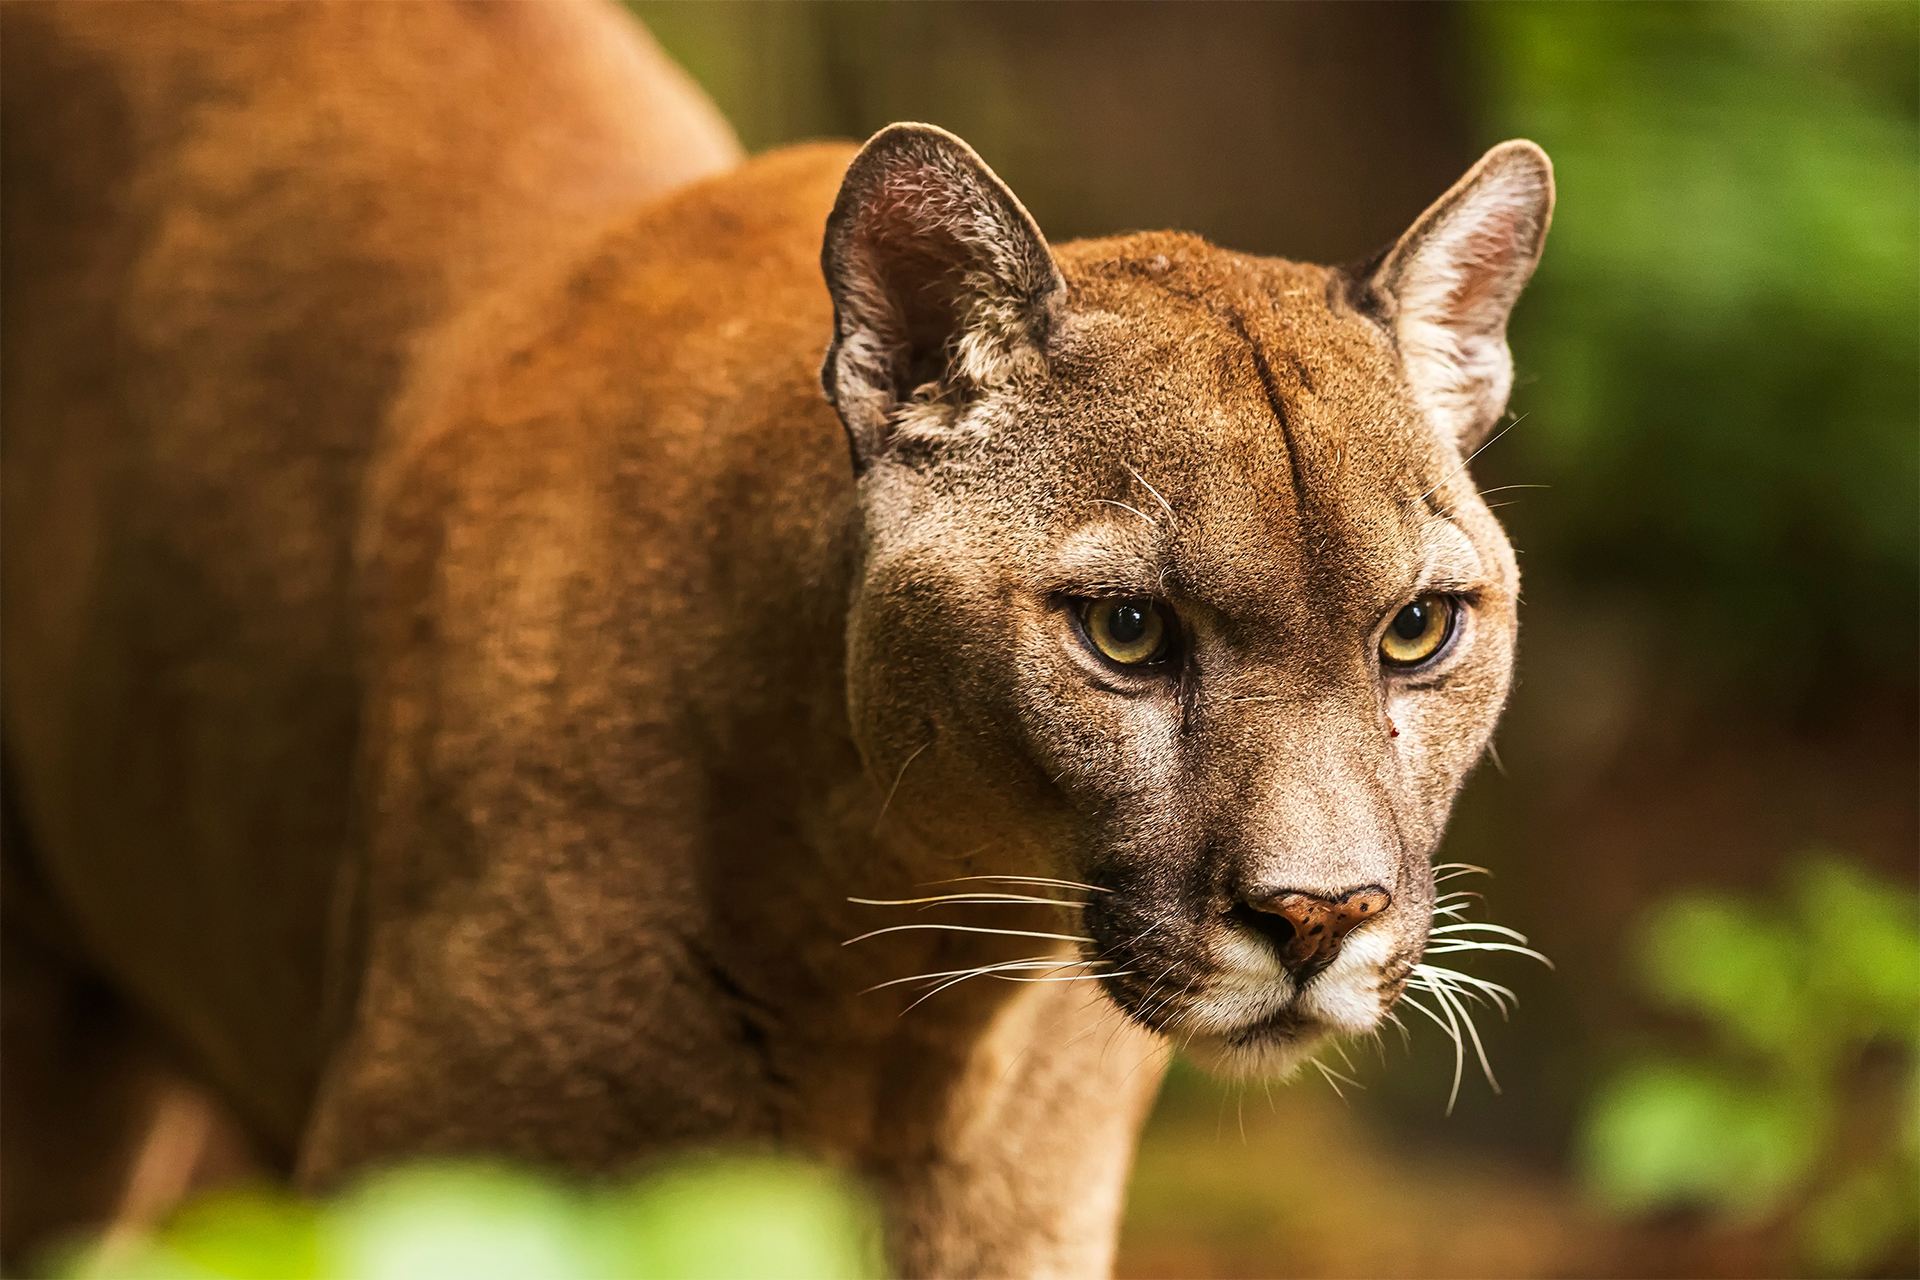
[[161, 1186, 322, 1280], [1637, 895, 1809, 1062], [322, 1163, 601, 1280], [1582, 1061, 1825, 1216], [1792, 855, 1920, 1044], [592, 1156, 886, 1280]]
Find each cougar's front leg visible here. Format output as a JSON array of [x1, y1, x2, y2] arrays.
[[874, 982, 1169, 1280]]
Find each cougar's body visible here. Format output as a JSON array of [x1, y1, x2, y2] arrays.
[[3, 3, 1552, 1274]]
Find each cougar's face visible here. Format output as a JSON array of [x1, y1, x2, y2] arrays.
[[845, 248, 1519, 1075], [826, 125, 1547, 1075]]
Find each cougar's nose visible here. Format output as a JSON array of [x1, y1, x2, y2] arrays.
[[1235, 886, 1392, 978]]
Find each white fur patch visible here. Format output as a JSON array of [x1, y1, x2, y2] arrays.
[[1179, 920, 1396, 1079]]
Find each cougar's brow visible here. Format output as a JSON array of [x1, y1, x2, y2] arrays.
[[1036, 518, 1170, 596]]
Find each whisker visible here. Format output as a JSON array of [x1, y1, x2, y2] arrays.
[[860, 956, 1107, 993], [1415, 962, 1510, 1014], [1421, 970, 1500, 1097], [842, 924, 1092, 946], [1311, 1058, 1349, 1099], [900, 961, 1117, 1012], [924, 875, 1109, 894], [1430, 921, 1534, 944], [1402, 981, 1466, 1114], [1431, 862, 1494, 882], [1092, 497, 1159, 528], [872, 740, 931, 835], [993, 971, 1132, 984], [1419, 411, 1527, 503], [847, 893, 1087, 909], [1424, 940, 1555, 968], [1125, 465, 1179, 524]]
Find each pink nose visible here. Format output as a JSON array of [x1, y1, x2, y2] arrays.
[[1242, 886, 1391, 975]]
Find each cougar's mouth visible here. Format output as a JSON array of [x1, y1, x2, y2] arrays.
[[1098, 913, 1408, 1078]]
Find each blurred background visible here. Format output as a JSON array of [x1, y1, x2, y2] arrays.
[[46, 3, 1917, 1277], [624, 2, 1919, 1276]]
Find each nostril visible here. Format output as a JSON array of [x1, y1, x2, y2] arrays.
[[1228, 901, 1296, 953]]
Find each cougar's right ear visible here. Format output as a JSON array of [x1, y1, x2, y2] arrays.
[[1360, 140, 1554, 455], [820, 123, 1064, 471]]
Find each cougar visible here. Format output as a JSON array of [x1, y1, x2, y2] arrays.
[[1, 2, 1552, 1274]]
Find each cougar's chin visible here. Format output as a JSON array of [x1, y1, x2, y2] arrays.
[[1174, 927, 1400, 1080]]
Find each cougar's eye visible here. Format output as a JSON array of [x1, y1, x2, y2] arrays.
[[1380, 594, 1456, 667], [1082, 597, 1169, 666]]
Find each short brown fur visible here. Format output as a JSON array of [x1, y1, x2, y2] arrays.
[[2, 6, 1549, 1275]]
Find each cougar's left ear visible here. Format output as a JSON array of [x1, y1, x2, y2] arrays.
[[821, 123, 1064, 471], [1363, 140, 1554, 454]]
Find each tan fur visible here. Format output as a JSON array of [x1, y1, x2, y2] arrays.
[[2, 6, 1550, 1275]]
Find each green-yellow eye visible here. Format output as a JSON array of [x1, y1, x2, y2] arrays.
[[1083, 597, 1169, 666], [1380, 594, 1456, 667]]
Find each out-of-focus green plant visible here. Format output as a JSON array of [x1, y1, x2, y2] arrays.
[[54, 1154, 886, 1280], [1581, 854, 1919, 1274], [1472, 1, 1920, 690]]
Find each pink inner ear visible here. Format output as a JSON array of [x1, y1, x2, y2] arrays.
[[1445, 205, 1525, 331], [857, 167, 976, 369]]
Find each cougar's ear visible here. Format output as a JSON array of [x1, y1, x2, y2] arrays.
[[1363, 140, 1554, 454], [821, 123, 1064, 470]]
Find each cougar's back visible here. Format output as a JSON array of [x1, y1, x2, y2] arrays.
[[0, 0, 740, 1147]]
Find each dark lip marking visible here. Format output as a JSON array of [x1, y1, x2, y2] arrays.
[[1225, 1005, 1316, 1048]]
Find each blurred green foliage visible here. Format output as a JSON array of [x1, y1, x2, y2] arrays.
[[1581, 855, 1919, 1274], [54, 1155, 884, 1280], [1472, 2, 1920, 690]]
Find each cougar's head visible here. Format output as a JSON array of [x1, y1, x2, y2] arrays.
[[822, 125, 1552, 1074]]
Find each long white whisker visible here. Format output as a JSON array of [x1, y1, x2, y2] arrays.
[[1427, 972, 1500, 1097], [1408, 976, 1467, 1115], [1424, 940, 1555, 968], [1092, 497, 1159, 528], [872, 740, 931, 835], [842, 924, 1092, 946], [1419, 412, 1526, 503], [848, 893, 1087, 909], [900, 960, 1114, 1013], [1417, 965, 1517, 1017], [992, 971, 1132, 984], [924, 875, 1109, 894], [861, 957, 1107, 993], [1430, 922, 1533, 944]]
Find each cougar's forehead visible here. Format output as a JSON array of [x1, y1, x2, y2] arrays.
[[1001, 238, 1472, 615]]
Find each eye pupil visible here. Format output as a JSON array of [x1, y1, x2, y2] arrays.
[[1109, 604, 1148, 643], [1392, 602, 1428, 641]]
